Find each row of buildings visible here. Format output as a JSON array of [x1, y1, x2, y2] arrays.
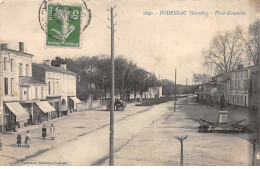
[[197, 63, 260, 112], [0, 42, 81, 132]]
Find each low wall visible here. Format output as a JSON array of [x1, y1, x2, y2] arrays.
[[77, 99, 102, 111]]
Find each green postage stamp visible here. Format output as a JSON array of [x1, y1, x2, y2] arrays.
[[46, 4, 81, 47]]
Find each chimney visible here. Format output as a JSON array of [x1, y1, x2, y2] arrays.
[[19, 42, 24, 52], [238, 64, 244, 70], [60, 64, 67, 70], [0, 43, 8, 50], [42, 60, 52, 66]]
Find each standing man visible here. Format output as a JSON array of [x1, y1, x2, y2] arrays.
[[42, 125, 47, 140], [17, 134, 22, 147], [50, 124, 55, 140]]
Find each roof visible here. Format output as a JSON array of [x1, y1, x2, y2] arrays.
[[250, 64, 260, 73], [230, 65, 255, 72], [251, 68, 260, 75], [1, 48, 33, 58], [33, 63, 78, 76], [20, 76, 46, 85]]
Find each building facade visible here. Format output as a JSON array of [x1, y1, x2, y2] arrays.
[[225, 65, 253, 107], [32, 61, 79, 118], [143, 86, 163, 99], [0, 42, 79, 132], [249, 65, 260, 111], [198, 65, 253, 108], [197, 81, 217, 104], [0, 42, 53, 132]]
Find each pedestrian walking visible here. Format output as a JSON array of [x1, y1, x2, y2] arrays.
[[50, 124, 55, 140], [25, 131, 31, 148], [42, 125, 47, 140], [0, 138, 2, 151], [17, 134, 22, 147]]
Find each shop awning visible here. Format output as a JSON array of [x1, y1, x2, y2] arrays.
[[5, 102, 29, 122], [36, 101, 55, 113], [70, 97, 81, 103]]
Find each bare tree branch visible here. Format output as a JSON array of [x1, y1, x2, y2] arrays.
[[203, 27, 245, 74]]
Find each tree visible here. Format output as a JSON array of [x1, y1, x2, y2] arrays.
[[51, 55, 160, 101], [193, 73, 211, 85], [161, 79, 175, 97], [114, 56, 128, 99], [51, 56, 71, 66], [128, 68, 149, 100], [121, 59, 138, 101], [203, 27, 244, 73], [239, 20, 260, 65]]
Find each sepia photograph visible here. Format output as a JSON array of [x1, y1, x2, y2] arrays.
[[0, 0, 259, 166]]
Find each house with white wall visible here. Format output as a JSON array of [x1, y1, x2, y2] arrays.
[[32, 61, 79, 117], [0, 42, 54, 132]]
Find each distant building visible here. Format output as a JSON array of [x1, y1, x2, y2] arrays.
[[197, 80, 217, 104], [225, 65, 254, 107], [249, 65, 260, 111], [197, 64, 257, 107], [143, 86, 163, 99], [32, 61, 80, 117]]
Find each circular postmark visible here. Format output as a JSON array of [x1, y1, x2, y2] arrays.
[[38, 0, 91, 47]]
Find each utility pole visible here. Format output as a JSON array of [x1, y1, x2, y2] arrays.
[[175, 135, 188, 166], [249, 138, 258, 166], [174, 69, 177, 112], [186, 78, 187, 104], [192, 82, 194, 101], [0, 45, 5, 133], [258, 19, 260, 65], [122, 70, 124, 100], [0, 45, 3, 133], [108, 6, 116, 166]]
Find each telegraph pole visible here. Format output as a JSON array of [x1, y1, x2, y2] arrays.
[[174, 69, 177, 112], [108, 6, 116, 166], [0, 46, 3, 132], [122, 70, 124, 100], [249, 138, 258, 166], [258, 19, 260, 64], [186, 78, 187, 104]]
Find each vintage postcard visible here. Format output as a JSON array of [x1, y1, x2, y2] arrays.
[[0, 0, 259, 166]]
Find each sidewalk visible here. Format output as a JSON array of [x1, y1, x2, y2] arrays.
[[0, 103, 149, 166], [3, 114, 69, 135], [0, 110, 87, 165]]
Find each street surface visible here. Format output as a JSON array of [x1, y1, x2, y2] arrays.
[[0, 103, 150, 165], [0, 98, 252, 166]]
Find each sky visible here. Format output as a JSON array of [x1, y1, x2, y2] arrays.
[[0, 0, 257, 84]]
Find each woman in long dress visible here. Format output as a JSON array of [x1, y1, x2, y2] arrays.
[[50, 124, 55, 140], [25, 131, 31, 148]]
